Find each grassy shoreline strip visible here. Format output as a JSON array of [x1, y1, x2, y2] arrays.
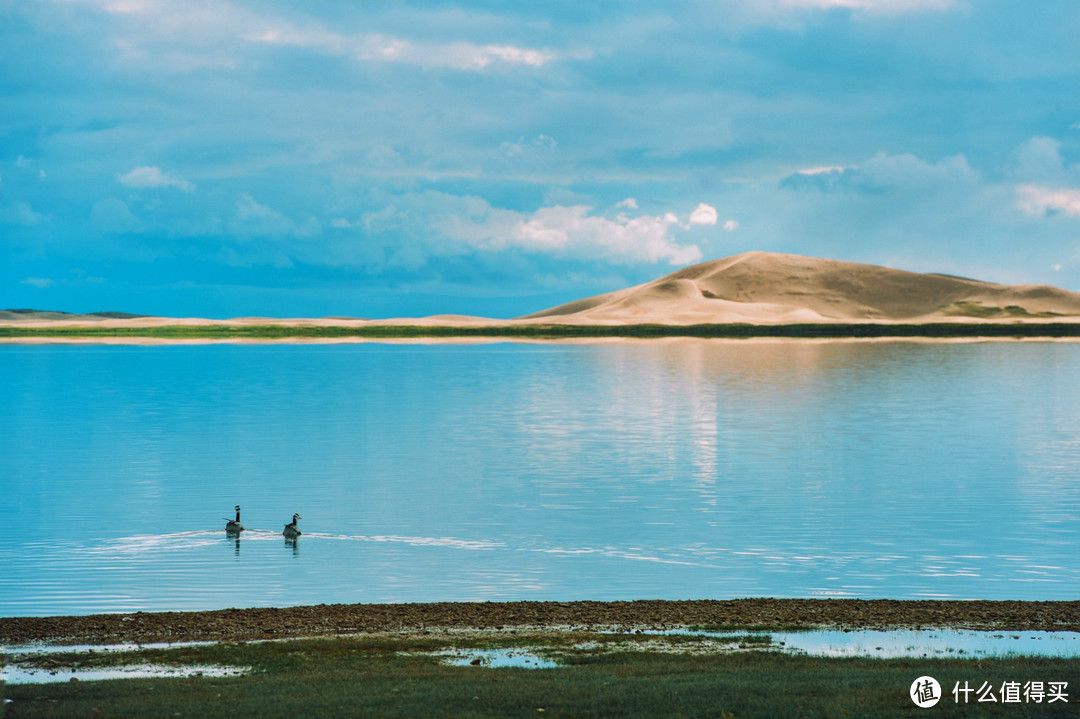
[[6, 633, 1080, 718], [4, 321, 1080, 339]]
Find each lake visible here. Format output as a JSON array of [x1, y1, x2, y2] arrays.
[[2, 339, 1079, 617]]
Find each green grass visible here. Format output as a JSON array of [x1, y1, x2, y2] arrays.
[[686, 623, 816, 633], [3, 321, 1080, 340], [5, 633, 1079, 718], [942, 301, 1062, 319]]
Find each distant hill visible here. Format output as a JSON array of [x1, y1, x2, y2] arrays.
[[5, 253, 1080, 331], [520, 251, 1080, 324], [0, 309, 146, 321]]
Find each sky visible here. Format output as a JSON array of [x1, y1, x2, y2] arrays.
[[2, 0, 1080, 319]]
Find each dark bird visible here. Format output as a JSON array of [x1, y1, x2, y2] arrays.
[[225, 505, 244, 534], [283, 513, 302, 538]]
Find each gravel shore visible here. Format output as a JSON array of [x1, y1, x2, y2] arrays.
[[4, 599, 1079, 646]]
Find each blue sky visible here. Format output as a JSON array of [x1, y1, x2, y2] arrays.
[[2, 0, 1079, 318]]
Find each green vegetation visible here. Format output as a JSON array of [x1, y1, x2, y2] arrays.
[[686, 623, 816, 633], [5, 632, 1079, 717], [942, 301, 1061, 319], [944, 302, 1004, 318], [3, 321, 1080, 340]]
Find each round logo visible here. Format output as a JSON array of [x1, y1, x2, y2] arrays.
[[910, 676, 942, 708]]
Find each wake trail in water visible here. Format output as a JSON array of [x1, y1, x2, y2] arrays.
[[76, 529, 725, 568], [58, 530, 1080, 584]]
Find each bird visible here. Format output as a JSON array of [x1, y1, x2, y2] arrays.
[[225, 505, 244, 534], [283, 513, 302, 538]]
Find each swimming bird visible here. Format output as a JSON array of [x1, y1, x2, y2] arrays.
[[225, 505, 244, 534], [283, 513, 302, 538]]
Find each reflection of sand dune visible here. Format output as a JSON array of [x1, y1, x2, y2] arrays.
[[521, 251, 1080, 325], [6, 252, 1080, 328]]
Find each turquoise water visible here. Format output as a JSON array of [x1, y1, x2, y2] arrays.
[[2, 340, 1079, 616]]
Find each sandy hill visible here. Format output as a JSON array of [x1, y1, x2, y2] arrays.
[[0, 309, 146, 322], [6, 252, 1080, 329], [519, 251, 1080, 325]]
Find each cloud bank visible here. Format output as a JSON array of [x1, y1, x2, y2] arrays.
[[439, 201, 705, 266], [5, 0, 1080, 318], [1017, 186, 1080, 218], [118, 166, 195, 192]]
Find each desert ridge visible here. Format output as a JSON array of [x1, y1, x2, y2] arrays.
[[5, 251, 1080, 328], [521, 251, 1080, 325]]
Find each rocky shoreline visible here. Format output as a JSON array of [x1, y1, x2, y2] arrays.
[[4, 599, 1080, 646]]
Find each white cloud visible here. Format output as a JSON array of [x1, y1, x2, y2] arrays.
[[780, 0, 955, 12], [1016, 185, 1080, 218], [237, 193, 284, 222], [352, 34, 557, 70], [0, 201, 47, 226], [366, 145, 402, 169], [689, 203, 719, 226], [861, 152, 978, 187], [441, 201, 704, 265], [718, 0, 957, 32], [723, 220, 740, 232], [103, 1, 148, 13], [90, 197, 140, 233], [542, 188, 591, 206], [387, 40, 557, 71], [781, 153, 976, 193], [22, 277, 54, 288], [234, 193, 319, 237], [616, 198, 639, 209], [797, 165, 852, 176], [1013, 137, 1065, 181], [466, 44, 553, 69], [68, 0, 569, 73], [247, 24, 559, 72], [362, 205, 402, 233], [497, 134, 560, 166], [118, 166, 195, 191]]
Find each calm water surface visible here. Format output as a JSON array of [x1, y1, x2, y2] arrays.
[[3, 340, 1079, 616]]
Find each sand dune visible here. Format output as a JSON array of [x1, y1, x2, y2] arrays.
[[520, 251, 1080, 325], [5, 252, 1080, 328]]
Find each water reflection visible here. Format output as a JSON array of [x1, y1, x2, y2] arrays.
[[3, 341, 1080, 615], [445, 649, 558, 669], [2, 662, 249, 685], [675, 629, 1080, 659]]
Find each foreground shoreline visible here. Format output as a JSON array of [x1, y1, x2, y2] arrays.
[[5, 599, 1080, 646]]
